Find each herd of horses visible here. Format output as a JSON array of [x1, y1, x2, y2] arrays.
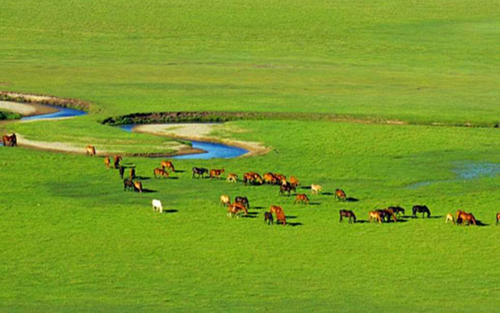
[[86, 148, 500, 227]]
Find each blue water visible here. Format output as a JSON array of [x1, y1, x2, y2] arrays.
[[120, 124, 248, 159], [21, 106, 87, 121]]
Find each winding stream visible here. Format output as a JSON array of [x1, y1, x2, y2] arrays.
[[2, 102, 248, 159]]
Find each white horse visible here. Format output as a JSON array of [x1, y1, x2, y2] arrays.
[[311, 184, 322, 195], [152, 199, 163, 213]]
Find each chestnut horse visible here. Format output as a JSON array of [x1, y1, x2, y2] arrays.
[[339, 210, 356, 223], [289, 176, 299, 188], [335, 189, 346, 201], [497, 212, 500, 225], [270, 205, 286, 225], [263, 172, 277, 185], [226, 173, 238, 183], [86, 145, 96, 156], [104, 156, 110, 168], [161, 160, 175, 172], [209, 168, 225, 179], [369, 211, 383, 223], [243, 172, 263, 185], [154, 168, 169, 178], [133, 181, 143, 193], [294, 194, 309, 204], [2, 133, 17, 147], [227, 202, 248, 217], [456, 210, 477, 226]]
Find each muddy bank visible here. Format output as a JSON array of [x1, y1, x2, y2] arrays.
[[0, 91, 90, 111]]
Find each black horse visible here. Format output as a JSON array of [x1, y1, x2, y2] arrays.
[[192, 167, 208, 178], [123, 178, 134, 191], [388, 206, 405, 216], [264, 212, 273, 225], [119, 166, 125, 179], [235, 196, 249, 209], [339, 210, 356, 223], [279, 182, 296, 196], [412, 205, 431, 218]]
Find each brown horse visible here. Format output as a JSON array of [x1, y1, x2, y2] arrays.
[[379, 209, 398, 222], [85, 145, 96, 156], [209, 168, 224, 179], [456, 210, 477, 226], [130, 168, 136, 179], [123, 178, 134, 191], [243, 172, 263, 185], [154, 168, 169, 178], [263, 172, 277, 185], [113, 155, 122, 169], [294, 194, 309, 204], [496, 212, 500, 225], [235, 196, 249, 209], [339, 210, 356, 223], [227, 202, 248, 217], [289, 176, 299, 188], [133, 181, 143, 193], [279, 183, 294, 196], [161, 160, 175, 172], [2, 133, 17, 147], [270, 205, 286, 225], [226, 173, 238, 183], [334, 189, 346, 201], [104, 156, 110, 168], [369, 211, 383, 223]]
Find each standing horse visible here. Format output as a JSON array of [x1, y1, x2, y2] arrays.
[[497, 212, 500, 225], [209, 169, 225, 179], [339, 210, 356, 223], [86, 145, 96, 156], [334, 189, 346, 201], [226, 173, 238, 183], [113, 155, 122, 169], [161, 160, 175, 172], [368, 211, 383, 223], [269, 205, 286, 225], [311, 184, 322, 195], [294, 194, 309, 204], [154, 168, 169, 178], [192, 167, 208, 178], [412, 205, 431, 218], [387, 206, 405, 217], [456, 210, 477, 226], [2, 133, 17, 147]]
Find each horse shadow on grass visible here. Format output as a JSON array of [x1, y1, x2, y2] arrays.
[[167, 176, 179, 180], [308, 202, 321, 206], [322, 192, 334, 196], [163, 209, 178, 214], [141, 188, 157, 193], [288, 222, 303, 227], [242, 212, 258, 219], [285, 215, 297, 220], [135, 176, 151, 180], [253, 206, 265, 210], [300, 186, 311, 190], [345, 197, 359, 202], [174, 170, 186, 173]]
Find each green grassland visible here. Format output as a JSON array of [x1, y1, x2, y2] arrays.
[[1, 0, 499, 312]]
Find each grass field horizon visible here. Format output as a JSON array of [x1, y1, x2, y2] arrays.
[[1, 1, 499, 312]]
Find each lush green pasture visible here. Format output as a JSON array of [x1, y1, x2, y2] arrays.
[[1, 0, 499, 125], [1, 120, 499, 312]]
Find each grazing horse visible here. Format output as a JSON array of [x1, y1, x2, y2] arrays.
[[294, 194, 309, 204], [243, 172, 263, 185], [119, 166, 125, 179], [133, 181, 143, 193], [339, 210, 356, 223], [456, 210, 477, 226], [289, 176, 299, 188], [227, 202, 248, 217], [279, 183, 294, 196], [130, 168, 136, 179], [270, 205, 286, 225], [445, 213, 455, 224], [311, 184, 322, 195], [274, 174, 286, 183], [154, 168, 169, 178], [104, 156, 110, 168], [226, 173, 238, 183], [192, 167, 208, 178], [2, 133, 17, 147], [235, 196, 249, 209], [209, 168, 225, 179], [387, 206, 405, 217], [379, 209, 397, 222], [152, 199, 163, 213], [369, 211, 383, 223], [123, 178, 134, 191], [264, 212, 273, 225], [113, 155, 122, 169], [263, 172, 277, 185], [412, 205, 431, 218], [497, 212, 500, 225], [220, 194, 230, 206], [161, 160, 175, 172], [85, 145, 96, 156], [334, 189, 347, 201]]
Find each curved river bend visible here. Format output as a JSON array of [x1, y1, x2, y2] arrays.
[[2, 103, 248, 159]]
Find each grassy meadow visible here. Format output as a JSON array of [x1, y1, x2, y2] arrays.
[[0, 0, 499, 312]]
